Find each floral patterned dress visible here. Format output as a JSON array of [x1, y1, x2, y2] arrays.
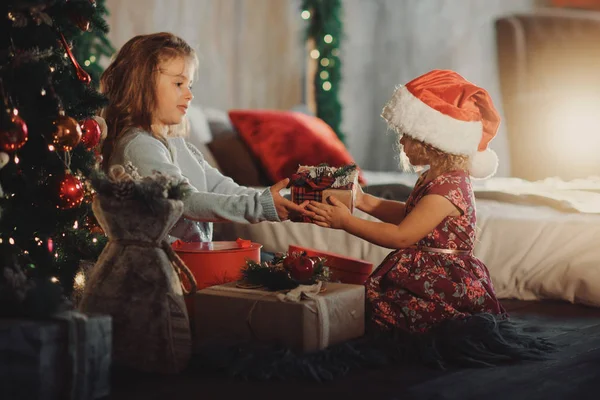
[[365, 169, 506, 333]]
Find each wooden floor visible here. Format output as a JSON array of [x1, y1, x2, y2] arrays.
[[107, 299, 600, 400]]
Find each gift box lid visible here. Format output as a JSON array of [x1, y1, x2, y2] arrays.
[[172, 238, 262, 253], [288, 245, 373, 277]]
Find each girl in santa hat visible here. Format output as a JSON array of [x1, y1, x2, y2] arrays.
[[308, 69, 553, 367]]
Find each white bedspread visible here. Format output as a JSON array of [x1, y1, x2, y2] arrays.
[[362, 171, 600, 214], [216, 173, 600, 307], [475, 200, 600, 306]]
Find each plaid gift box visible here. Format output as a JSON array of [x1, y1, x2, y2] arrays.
[[290, 164, 359, 222]]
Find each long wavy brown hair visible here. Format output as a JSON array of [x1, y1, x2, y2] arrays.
[[99, 32, 198, 171], [396, 134, 470, 173]]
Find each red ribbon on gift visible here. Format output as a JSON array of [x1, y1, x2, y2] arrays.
[[290, 172, 337, 190]]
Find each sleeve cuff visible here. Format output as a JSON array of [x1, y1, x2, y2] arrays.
[[259, 188, 280, 222]]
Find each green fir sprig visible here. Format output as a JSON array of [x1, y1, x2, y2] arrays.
[[301, 0, 344, 143], [241, 252, 330, 291]]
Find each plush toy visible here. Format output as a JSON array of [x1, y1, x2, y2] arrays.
[[79, 163, 197, 374]]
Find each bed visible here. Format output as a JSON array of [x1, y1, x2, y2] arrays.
[[215, 171, 600, 307]]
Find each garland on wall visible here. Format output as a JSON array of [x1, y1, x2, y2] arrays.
[[301, 0, 345, 144]]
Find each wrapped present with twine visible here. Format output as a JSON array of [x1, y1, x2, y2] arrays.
[[192, 281, 365, 354], [289, 164, 360, 222]]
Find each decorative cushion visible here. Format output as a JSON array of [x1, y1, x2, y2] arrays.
[[228, 110, 365, 184], [207, 131, 272, 187], [203, 107, 235, 139]]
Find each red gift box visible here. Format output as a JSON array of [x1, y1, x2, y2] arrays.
[[172, 239, 262, 317], [290, 165, 359, 222], [172, 239, 261, 290], [288, 244, 373, 285]]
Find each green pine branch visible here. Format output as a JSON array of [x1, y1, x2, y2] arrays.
[[72, 0, 116, 87], [301, 0, 345, 144]]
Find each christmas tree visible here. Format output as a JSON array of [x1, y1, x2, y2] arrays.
[[0, 0, 112, 316]]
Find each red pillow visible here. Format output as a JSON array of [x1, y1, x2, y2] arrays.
[[228, 110, 365, 185]]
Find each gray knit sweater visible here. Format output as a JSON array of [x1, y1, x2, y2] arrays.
[[108, 128, 279, 242]]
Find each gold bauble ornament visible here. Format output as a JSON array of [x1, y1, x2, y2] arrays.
[[52, 114, 82, 151]]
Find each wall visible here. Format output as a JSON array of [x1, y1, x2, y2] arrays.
[[104, 0, 305, 111], [104, 0, 537, 176], [339, 0, 537, 175]]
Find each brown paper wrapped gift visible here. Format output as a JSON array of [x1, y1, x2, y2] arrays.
[[193, 282, 365, 353]]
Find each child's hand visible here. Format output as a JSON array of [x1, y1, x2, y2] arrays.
[[307, 196, 351, 229], [270, 178, 314, 221]]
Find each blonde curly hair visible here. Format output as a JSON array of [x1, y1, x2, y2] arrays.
[[396, 135, 469, 173]]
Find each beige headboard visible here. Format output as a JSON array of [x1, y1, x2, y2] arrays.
[[496, 8, 600, 180]]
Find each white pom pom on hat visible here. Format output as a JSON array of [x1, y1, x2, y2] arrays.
[[381, 69, 501, 179], [468, 148, 498, 179]]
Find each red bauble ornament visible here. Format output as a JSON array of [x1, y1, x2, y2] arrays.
[[283, 254, 297, 272], [289, 254, 315, 282], [59, 172, 84, 209], [1, 109, 28, 152], [52, 114, 82, 151], [80, 118, 101, 149]]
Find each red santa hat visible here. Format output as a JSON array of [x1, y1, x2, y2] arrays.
[[381, 69, 501, 179]]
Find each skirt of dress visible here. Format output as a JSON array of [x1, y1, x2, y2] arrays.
[[364, 249, 555, 367]]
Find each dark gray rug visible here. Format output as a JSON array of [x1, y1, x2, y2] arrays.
[[404, 314, 600, 400], [109, 307, 600, 400]]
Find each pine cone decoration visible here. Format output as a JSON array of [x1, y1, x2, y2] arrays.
[[113, 179, 135, 200]]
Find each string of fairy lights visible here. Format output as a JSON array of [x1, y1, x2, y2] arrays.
[[302, 10, 339, 93], [300, 0, 345, 143]]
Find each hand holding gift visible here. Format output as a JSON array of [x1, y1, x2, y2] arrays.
[[308, 195, 352, 229], [288, 164, 359, 222], [270, 178, 313, 221]]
